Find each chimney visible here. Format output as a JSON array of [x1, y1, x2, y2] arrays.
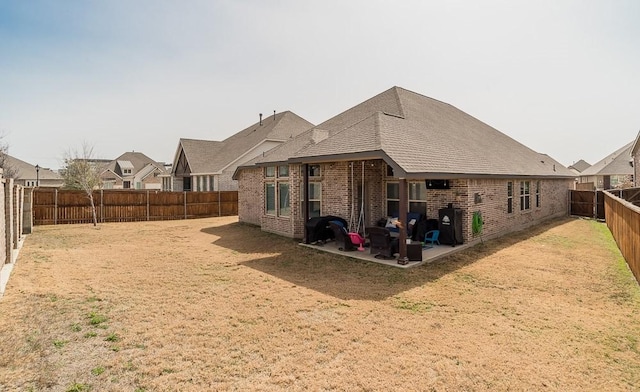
[[259, 113, 263, 126]]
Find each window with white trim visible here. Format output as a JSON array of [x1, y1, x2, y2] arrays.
[[265, 165, 290, 217], [302, 182, 322, 218], [386, 182, 399, 216], [409, 181, 427, 215], [535, 181, 540, 208], [386, 181, 426, 216], [265, 183, 276, 215], [507, 181, 513, 214], [520, 181, 530, 211]]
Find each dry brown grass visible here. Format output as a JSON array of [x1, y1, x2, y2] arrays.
[[0, 216, 639, 391]]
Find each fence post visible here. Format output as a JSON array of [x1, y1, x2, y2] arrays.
[[54, 188, 58, 225], [146, 190, 150, 221], [184, 191, 187, 219], [100, 189, 104, 223], [218, 191, 221, 217]]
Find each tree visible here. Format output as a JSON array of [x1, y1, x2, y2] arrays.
[[0, 133, 17, 179], [61, 143, 102, 226]]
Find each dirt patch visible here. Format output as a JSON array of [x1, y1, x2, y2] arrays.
[[0, 217, 639, 391]]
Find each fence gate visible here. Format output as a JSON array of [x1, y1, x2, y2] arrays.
[[569, 190, 605, 219]]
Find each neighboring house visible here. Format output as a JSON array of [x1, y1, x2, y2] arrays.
[[577, 142, 634, 190], [234, 86, 575, 245], [568, 159, 591, 175], [632, 131, 640, 187], [100, 152, 167, 190], [170, 111, 314, 192], [2, 154, 63, 187]]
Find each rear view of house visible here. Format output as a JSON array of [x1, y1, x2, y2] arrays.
[[235, 86, 575, 246]]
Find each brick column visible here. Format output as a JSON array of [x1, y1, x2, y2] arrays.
[[22, 188, 33, 235], [4, 178, 14, 264]]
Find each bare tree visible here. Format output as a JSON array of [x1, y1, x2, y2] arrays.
[[0, 133, 17, 178], [61, 142, 102, 226]]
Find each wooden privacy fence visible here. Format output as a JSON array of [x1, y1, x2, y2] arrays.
[[569, 190, 605, 220], [604, 190, 640, 285], [33, 189, 238, 225]]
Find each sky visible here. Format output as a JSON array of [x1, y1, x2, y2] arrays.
[[1, 0, 639, 171]]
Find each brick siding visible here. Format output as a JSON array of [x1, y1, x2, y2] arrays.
[[238, 159, 573, 243]]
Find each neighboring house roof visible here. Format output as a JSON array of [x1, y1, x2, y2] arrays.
[[173, 139, 224, 174], [173, 111, 314, 175], [632, 129, 640, 156], [117, 160, 135, 171], [568, 159, 591, 173], [237, 86, 574, 179], [3, 154, 62, 181], [102, 152, 167, 178], [579, 142, 634, 177]]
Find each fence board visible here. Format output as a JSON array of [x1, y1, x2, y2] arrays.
[[33, 189, 238, 225]]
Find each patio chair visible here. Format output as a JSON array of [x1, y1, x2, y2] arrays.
[[367, 226, 397, 259], [328, 221, 357, 251], [423, 230, 440, 248]]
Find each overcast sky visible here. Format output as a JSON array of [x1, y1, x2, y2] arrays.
[[1, 0, 639, 170]]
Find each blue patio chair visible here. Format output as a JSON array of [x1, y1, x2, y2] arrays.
[[423, 230, 440, 248]]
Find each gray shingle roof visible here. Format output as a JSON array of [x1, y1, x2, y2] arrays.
[[579, 142, 634, 176], [3, 154, 62, 180], [177, 111, 313, 174], [244, 86, 574, 178], [104, 152, 167, 176], [568, 159, 591, 173]]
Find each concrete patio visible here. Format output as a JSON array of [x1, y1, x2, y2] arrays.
[[300, 238, 475, 268]]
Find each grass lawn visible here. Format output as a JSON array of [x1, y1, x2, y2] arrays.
[[0, 216, 639, 391]]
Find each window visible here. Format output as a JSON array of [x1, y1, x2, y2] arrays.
[[123, 181, 131, 189], [308, 165, 321, 177], [278, 165, 289, 178], [386, 164, 395, 177], [123, 168, 132, 175], [520, 181, 530, 211], [279, 183, 290, 216], [265, 166, 275, 178], [265, 166, 290, 217], [304, 182, 322, 218], [409, 181, 427, 215], [535, 181, 540, 208], [386, 182, 399, 216], [386, 181, 427, 216], [507, 182, 513, 214], [265, 183, 276, 215], [136, 182, 142, 189]]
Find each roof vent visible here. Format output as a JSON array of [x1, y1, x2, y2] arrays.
[[273, 110, 276, 120], [259, 113, 263, 126]]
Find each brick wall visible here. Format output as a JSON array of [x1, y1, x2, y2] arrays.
[[237, 167, 263, 226], [237, 159, 573, 242], [464, 178, 571, 243]]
